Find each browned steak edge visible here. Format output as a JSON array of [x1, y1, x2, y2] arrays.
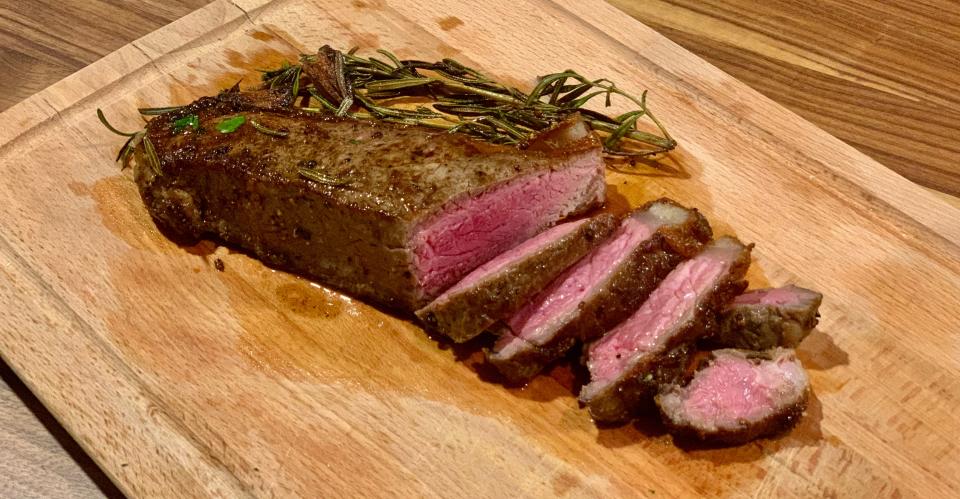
[[487, 199, 712, 384], [659, 387, 809, 446], [417, 214, 619, 343], [714, 291, 823, 350], [581, 242, 753, 424], [134, 94, 604, 312]]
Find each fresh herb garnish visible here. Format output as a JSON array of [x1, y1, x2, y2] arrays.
[[173, 114, 199, 133], [138, 105, 186, 116], [265, 46, 675, 156], [97, 108, 150, 172], [99, 46, 678, 175], [97, 108, 138, 138], [141, 136, 162, 176], [250, 119, 289, 137], [259, 62, 303, 98], [216, 115, 246, 133]]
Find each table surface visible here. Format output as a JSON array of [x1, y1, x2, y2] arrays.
[[1, 0, 957, 496]]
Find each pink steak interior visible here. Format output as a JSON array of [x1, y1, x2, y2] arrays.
[[435, 219, 587, 300], [503, 216, 657, 345], [588, 241, 740, 384], [412, 158, 603, 298], [671, 352, 807, 428]]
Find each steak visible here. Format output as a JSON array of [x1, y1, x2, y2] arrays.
[[416, 214, 618, 343], [487, 199, 712, 383], [656, 348, 809, 445], [715, 285, 823, 350], [580, 236, 752, 424], [134, 93, 605, 311]]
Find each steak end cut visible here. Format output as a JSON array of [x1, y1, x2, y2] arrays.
[[714, 285, 823, 350], [134, 95, 605, 311], [656, 348, 810, 445], [580, 236, 753, 424], [416, 213, 619, 343]]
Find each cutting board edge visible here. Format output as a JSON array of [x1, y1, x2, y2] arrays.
[[0, 1, 278, 496], [0, 0, 276, 150], [1, 0, 959, 496], [0, 238, 250, 498]]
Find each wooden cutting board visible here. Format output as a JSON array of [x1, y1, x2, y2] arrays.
[[1, 0, 958, 496]]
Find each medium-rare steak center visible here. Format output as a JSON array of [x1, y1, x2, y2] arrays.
[[488, 199, 712, 383], [580, 236, 752, 423], [657, 348, 810, 444], [416, 213, 619, 343]]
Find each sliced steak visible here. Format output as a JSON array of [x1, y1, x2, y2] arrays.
[[135, 94, 605, 311], [580, 236, 752, 423], [715, 285, 823, 350], [656, 348, 809, 445], [416, 214, 618, 343], [487, 199, 712, 383]]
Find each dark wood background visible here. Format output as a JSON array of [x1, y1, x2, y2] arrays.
[[610, 0, 960, 198], [1, 0, 957, 496]]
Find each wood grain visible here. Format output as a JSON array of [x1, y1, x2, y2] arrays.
[[0, 0, 210, 110], [0, 1, 209, 495], [608, 0, 960, 196], [0, 363, 122, 498], [0, 0, 959, 497]]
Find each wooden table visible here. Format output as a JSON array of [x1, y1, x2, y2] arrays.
[[1, 0, 957, 495]]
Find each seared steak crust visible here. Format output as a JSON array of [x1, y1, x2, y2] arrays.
[[580, 237, 752, 424], [582, 343, 695, 423], [715, 286, 823, 350], [488, 199, 712, 384], [417, 214, 619, 343], [661, 392, 808, 446], [656, 348, 809, 445], [134, 94, 603, 311]]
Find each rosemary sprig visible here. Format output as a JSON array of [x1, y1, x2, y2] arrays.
[[99, 47, 677, 176], [97, 109, 151, 171], [285, 46, 676, 156], [260, 62, 303, 97]]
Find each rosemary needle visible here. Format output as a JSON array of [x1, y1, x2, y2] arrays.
[[298, 168, 347, 186], [97, 109, 138, 137], [250, 119, 289, 137], [141, 136, 162, 176], [97, 108, 150, 171]]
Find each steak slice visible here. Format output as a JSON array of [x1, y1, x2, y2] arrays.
[[656, 348, 809, 445], [715, 285, 823, 350], [416, 214, 618, 343], [580, 236, 752, 423], [487, 199, 712, 383], [135, 94, 605, 311]]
